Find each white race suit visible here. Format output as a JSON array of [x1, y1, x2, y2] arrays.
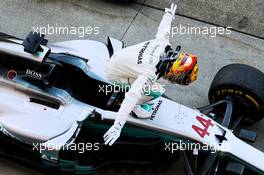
[[106, 12, 174, 124]]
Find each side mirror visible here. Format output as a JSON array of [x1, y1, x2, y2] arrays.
[[22, 31, 48, 54]]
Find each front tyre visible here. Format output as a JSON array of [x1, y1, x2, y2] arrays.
[[208, 64, 264, 125]]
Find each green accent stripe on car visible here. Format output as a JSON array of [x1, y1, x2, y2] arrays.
[[59, 160, 78, 172], [75, 165, 95, 174], [140, 103, 154, 112], [43, 160, 59, 168], [144, 90, 162, 99]]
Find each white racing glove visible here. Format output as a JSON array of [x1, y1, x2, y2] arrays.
[[165, 3, 177, 19], [104, 120, 125, 146]]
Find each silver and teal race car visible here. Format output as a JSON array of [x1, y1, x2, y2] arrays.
[[0, 32, 264, 175]]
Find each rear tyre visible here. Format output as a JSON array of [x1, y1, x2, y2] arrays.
[[208, 64, 264, 125]]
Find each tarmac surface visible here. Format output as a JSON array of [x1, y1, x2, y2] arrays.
[[135, 0, 264, 38], [0, 0, 263, 175]]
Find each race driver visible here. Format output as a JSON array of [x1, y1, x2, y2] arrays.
[[104, 3, 199, 145]]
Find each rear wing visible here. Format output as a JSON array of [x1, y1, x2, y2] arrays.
[[0, 32, 50, 63]]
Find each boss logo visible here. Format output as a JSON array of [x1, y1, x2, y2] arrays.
[[25, 69, 43, 80]]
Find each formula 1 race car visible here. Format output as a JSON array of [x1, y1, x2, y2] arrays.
[[0, 32, 264, 175]]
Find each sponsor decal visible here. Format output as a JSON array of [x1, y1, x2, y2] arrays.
[[214, 89, 260, 109], [192, 116, 214, 138], [216, 89, 243, 96], [150, 100, 163, 120], [25, 69, 43, 80], [137, 41, 150, 64], [7, 70, 17, 80]]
